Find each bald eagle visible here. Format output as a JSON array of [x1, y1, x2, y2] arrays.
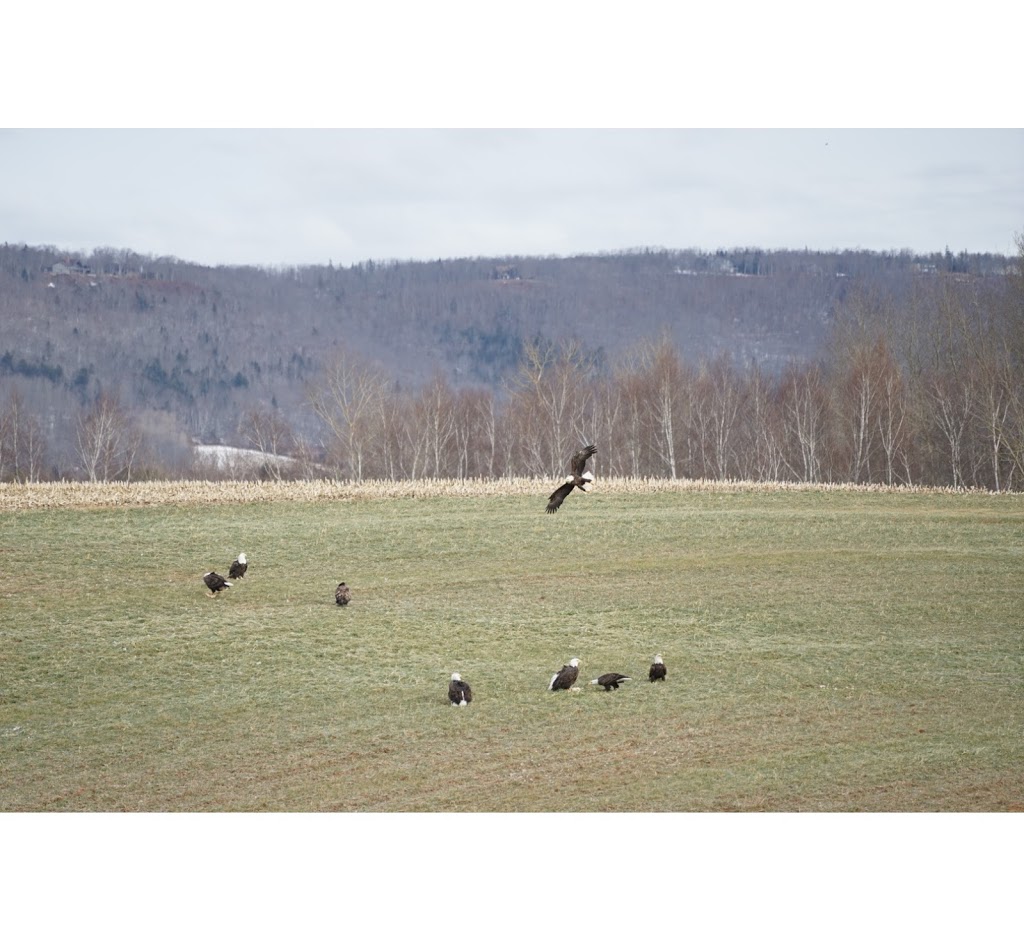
[[649, 654, 667, 682], [591, 672, 632, 691], [203, 571, 231, 596], [228, 553, 248, 579], [335, 582, 352, 606], [549, 657, 581, 691], [448, 673, 472, 706], [546, 444, 597, 513]]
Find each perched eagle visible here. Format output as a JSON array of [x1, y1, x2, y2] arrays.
[[335, 582, 352, 606], [546, 444, 597, 514], [203, 571, 231, 596], [649, 654, 667, 682], [448, 673, 472, 706], [591, 672, 632, 691], [549, 657, 581, 691], [228, 553, 248, 579]]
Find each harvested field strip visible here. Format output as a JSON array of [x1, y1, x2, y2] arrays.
[[0, 476, 1011, 511]]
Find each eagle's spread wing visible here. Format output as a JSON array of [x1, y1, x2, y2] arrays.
[[570, 444, 597, 477], [546, 481, 574, 514]]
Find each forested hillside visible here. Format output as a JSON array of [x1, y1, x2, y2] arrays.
[[0, 240, 1019, 488]]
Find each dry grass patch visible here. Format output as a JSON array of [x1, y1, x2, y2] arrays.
[[0, 476, 1001, 511]]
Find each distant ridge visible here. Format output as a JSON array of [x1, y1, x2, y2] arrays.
[[0, 241, 1013, 478]]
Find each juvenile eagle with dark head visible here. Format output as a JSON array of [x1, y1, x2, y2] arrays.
[[549, 657, 581, 691], [546, 444, 597, 514], [649, 654, 667, 682], [448, 673, 472, 706], [591, 672, 632, 691], [228, 553, 248, 579], [335, 582, 352, 606], [203, 571, 231, 596]]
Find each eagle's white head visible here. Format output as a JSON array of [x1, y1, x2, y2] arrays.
[[653, 654, 664, 665], [451, 672, 461, 682], [568, 658, 580, 668], [238, 553, 247, 564]]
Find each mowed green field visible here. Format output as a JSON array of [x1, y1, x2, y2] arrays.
[[2, 484, 1022, 811]]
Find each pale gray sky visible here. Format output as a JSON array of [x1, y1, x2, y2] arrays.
[[2, 4, 1020, 267], [2, 129, 1020, 267]]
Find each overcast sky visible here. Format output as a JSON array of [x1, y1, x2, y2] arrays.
[[3, 6, 1021, 269], [2, 128, 1020, 268]]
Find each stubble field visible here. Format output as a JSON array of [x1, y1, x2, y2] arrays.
[[1, 479, 1021, 811]]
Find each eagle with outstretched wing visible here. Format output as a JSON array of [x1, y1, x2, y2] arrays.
[[546, 444, 597, 514]]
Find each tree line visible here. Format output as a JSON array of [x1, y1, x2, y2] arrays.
[[2, 241, 1014, 454], [3, 240, 1022, 491]]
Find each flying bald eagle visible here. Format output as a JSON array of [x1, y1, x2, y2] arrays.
[[649, 654, 667, 682], [335, 582, 352, 606], [546, 444, 597, 513], [228, 553, 248, 579], [549, 657, 581, 691], [203, 571, 231, 596], [591, 672, 632, 691], [448, 673, 472, 706]]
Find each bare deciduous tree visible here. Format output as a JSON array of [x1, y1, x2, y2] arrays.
[[507, 340, 596, 476], [642, 338, 687, 480], [704, 353, 745, 481], [876, 356, 910, 486], [780, 365, 829, 483], [0, 390, 49, 482], [417, 375, 458, 478], [308, 352, 388, 481], [237, 407, 297, 481], [75, 391, 144, 482]]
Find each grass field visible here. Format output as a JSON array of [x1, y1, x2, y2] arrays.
[[2, 479, 1022, 811]]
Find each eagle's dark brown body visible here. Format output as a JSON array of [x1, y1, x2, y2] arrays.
[[546, 444, 597, 513], [228, 554, 248, 579], [448, 674, 472, 706], [335, 582, 352, 606], [592, 672, 631, 691], [203, 571, 231, 596], [549, 658, 581, 690]]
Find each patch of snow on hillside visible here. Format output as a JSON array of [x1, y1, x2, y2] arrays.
[[192, 444, 296, 469]]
